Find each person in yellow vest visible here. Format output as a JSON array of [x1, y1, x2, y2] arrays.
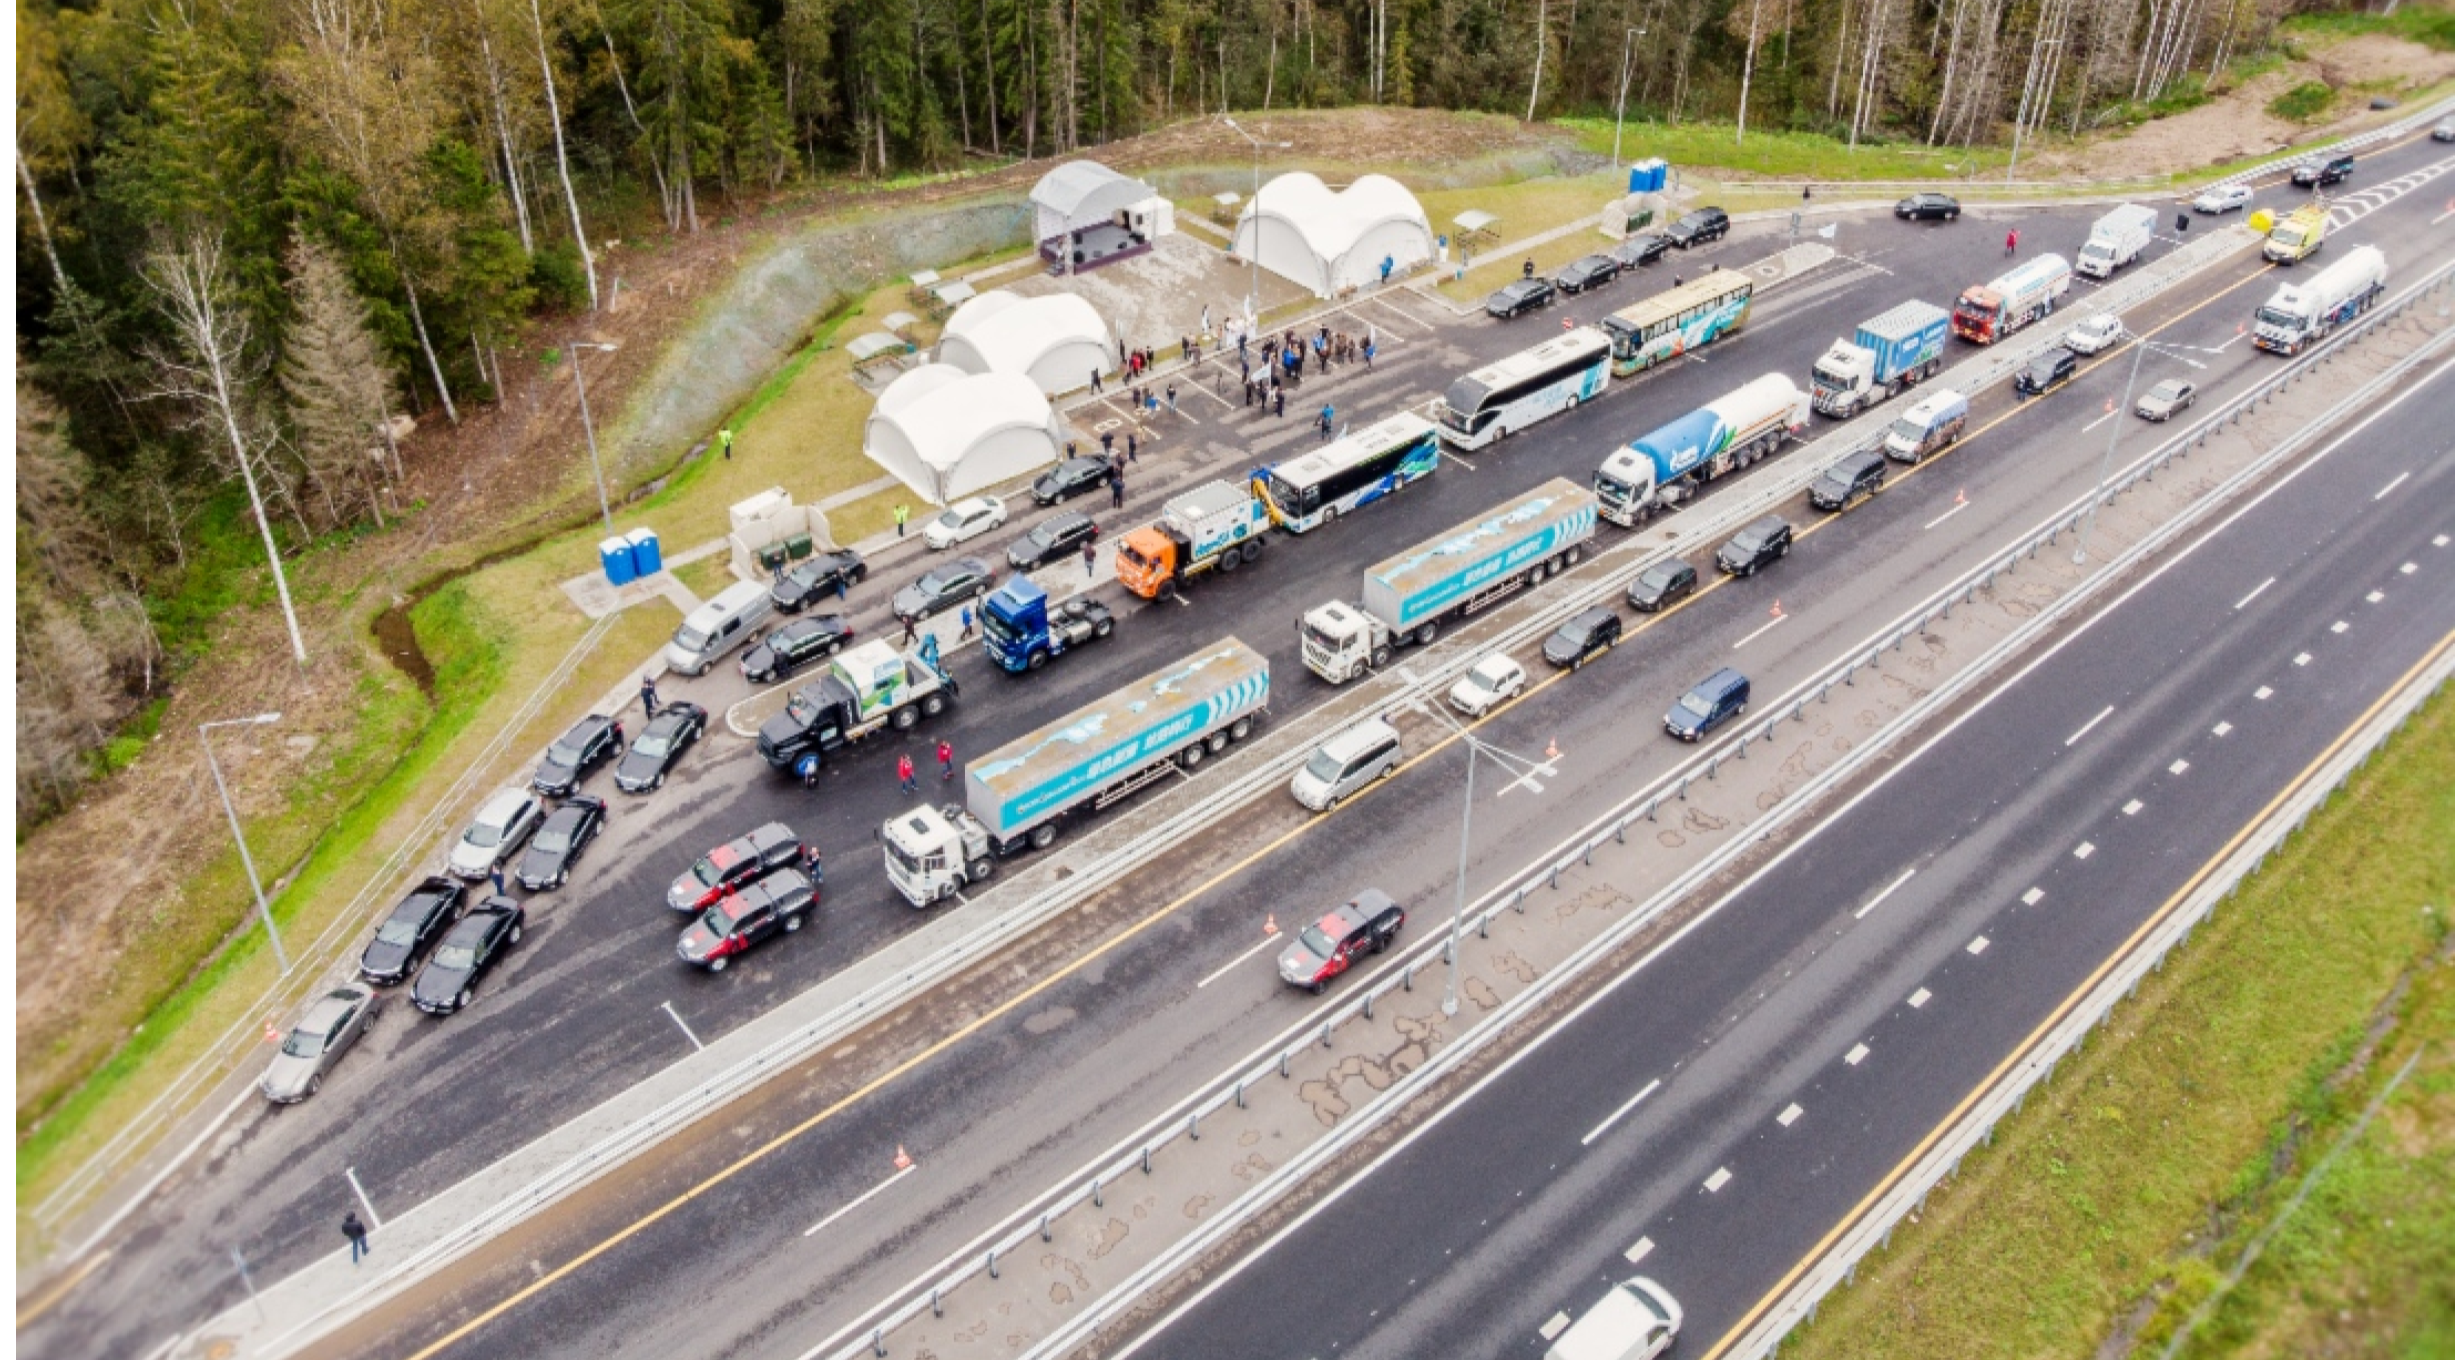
[[894, 504, 910, 538], [717, 426, 734, 460]]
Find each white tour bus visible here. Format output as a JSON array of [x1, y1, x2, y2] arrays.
[[1434, 326, 1612, 452], [1253, 412, 1443, 533]]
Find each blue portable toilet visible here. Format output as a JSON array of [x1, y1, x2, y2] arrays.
[[1629, 158, 1669, 194], [625, 526, 663, 577], [599, 536, 637, 586]]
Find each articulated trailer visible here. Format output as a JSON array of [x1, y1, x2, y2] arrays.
[[1594, 373, 1813, 526]]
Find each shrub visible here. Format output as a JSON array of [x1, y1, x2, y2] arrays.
[[529, 242, 592, 312], [2268, 81, 2336, 122]]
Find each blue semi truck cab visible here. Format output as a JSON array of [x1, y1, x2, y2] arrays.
[[981, 577, 1117, 673]]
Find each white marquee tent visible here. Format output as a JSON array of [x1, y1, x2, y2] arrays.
[[1030, 161, 1161, 245], [862, 364, 1062, 506], [936, 290, 1112, 395], [1230, 172, 1435, 299]]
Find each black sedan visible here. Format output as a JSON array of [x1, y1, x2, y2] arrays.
[[1895, 192, 1962, 221], [615, 701, 707, 793], [1612, 233, 1672, 268], [532, 713, 623, 796], [516, 795, 607, 891], [1008, 511, 1101, 572], [1543, 607, 1623, 670], [358, 877, 466, 986], [1717, 515, 1794, 577], [769, 551, 868, 613], [893, 557, 994, 622], [1032, 457, 1114, 506], [1626, 558, 1698, 613], [1554, 254, 1622, 294], [1484, 278, 1556, 319], [411, 899, 524, 1014], [741, 616, 854, 684]]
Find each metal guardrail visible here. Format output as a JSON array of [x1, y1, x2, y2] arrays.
[[828, 254, 2455, 1360]]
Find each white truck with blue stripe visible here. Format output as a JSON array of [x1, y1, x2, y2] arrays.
[[1300, 479, 1599, 685], [882, 640, 1271, 905]]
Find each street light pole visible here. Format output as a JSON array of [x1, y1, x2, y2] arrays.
[[1441, 739, 1479, 1018], [201, 713, 289, 975], [568, 340, 620, 536], [2075, 335, 2206, 565]]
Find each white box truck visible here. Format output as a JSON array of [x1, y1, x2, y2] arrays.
[[2075, 203, 2157, 280], [1594, 373, 1814, 526], [2252, 245, 2386, 354], [1300, 480, 1598, 684], [883, 640, 1270, 905]]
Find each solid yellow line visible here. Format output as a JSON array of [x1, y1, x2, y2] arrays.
[[405, 224, 2293, 1360], [1698, 624, 2455, 1360], [14, 1249, 110, 1329]]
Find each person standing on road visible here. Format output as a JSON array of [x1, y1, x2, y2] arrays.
[[1522, 258, 1535, 279], [1090, 365, 1104, 394], [1318, 405, 1335, 442], [342, 1212, 370, 1265], [937, 739, 955, 782], [1110, 468, 1126, 510], [1380, 254, 1395, 286], [898, 753, 918, 795], [1274, 386, 1286, 418], [1126, 432, 1139, 464], [1083, 538, 1099, 580], [2005, 228, 2019, 256], [958, 605, 975, 641], [488, 866, 506, 897], [639, 674, 660, 719], [1101, 430, 1115, 458], [900, 612, 918, 646], [1362, 337, 1376, 370], [1165, 383, 1177, 415]]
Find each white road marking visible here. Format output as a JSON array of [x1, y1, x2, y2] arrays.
[[803, 1163, 919, 1238], [1580, 1077, 1664, 1147], [2123, 799, 2144, 816], [2170, 759, 2191, 774], [2294, 652, 2312, 666], [1967, 935, 1991, 955], [1704, 1167, 1733, 1193], [1854, 867, 1917, 920], [2374, 471, 2410, 500], [660, 1000, 705, 1052], [1924, 501, 1971, 530], [2367, 590, 2385, 603], [2331, 620, 2349, 634], [2255, 685, 2273, 699], [1439, 448, 1478, 471], [2437, 537, 2451, 548], [2403, 562, 2420, 574], [1778, 1103, 1804, 1127], [2082, 406, 2121, 433], [2065, 704, 2116, 747], [1732, 613, 1790, 649], [1846, 1042, 1871, 1066], [2074, 841, 2096, 860], [1540, 1312, 1572, 1342], [2233, 576, 2275, 610], [1196, 932, 1286, 989], [1908, 987, 1932, 1008], [1623, 1237, 1655, 1265], [2022, 887, 2046, 906], [2214, 721, 2234, 736]]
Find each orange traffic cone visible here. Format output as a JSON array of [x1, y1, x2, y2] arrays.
[[1545, 738, 1561, 762], [1771, 598, 1785, 619], [263, 1020, 281, 1044], [1955, 486, 1968, 507], [893, 1145, 914, 1171], [1263, 913, 1279, 936]]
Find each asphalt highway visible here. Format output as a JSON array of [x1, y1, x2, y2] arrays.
[[27, 131, 2453, 1360], [1120, 345, 2455, 1359]]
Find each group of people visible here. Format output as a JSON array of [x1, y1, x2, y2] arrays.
[[1237, 321, 1375, 419]]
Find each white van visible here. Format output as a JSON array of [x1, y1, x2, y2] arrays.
[[1289, 718, 1403, 812], [665, 580, 776, 676], [1881, 388, 1969, 463]]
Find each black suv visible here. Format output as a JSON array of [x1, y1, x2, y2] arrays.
[[2014, 347, 2079, 398], [769, 551, 868, 613], [1543, 607, 1623, 670], [2291, 154, 2354, 188], [1664, 207, 1731, 249], [1717, 516, 1794, 577], [1008, 511, 1101, 571], [358, 877, 466, 986], [1553, 254, 1623, 294], [1809, 448, 1888, 511], [533, 714, 623, 797], [741, 615, 855, 684], [1485, 278, 1556, 319]]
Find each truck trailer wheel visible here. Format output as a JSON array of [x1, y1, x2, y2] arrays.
[[1219, 549, 1241, 573], [1240, 540, 1263, 564], [1228, 716, 1254, 742], [1179, 743, 1206, 770], [1565, 545, 1585, 567], [1206, 730, 1230, 754], [1029, 823, 1058, 851], [1412, 620, 1439, 647]]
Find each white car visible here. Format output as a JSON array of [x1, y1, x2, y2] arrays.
[[1449, 653, 1528, 717], [447, 789, 545, 880], [2063, 313, 2125, 356], [1546, 1276, 1683, 1360], [2435, 117, 2455, 143], [922, 495, 1008, 550], [2192, 183, 2252, 214]]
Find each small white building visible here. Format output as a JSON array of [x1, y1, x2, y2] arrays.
[[1231, 172, 1435, 298], [862, 363, 1062, 506], [1030, 160, 1173, 274], [936, 290, 1112, 396]]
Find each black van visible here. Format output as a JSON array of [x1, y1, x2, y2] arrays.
[[1809, 449, 1888, 511], [1667, 668, 1750, 741]]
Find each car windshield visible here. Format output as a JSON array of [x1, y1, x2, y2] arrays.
[[1302, 751, 1346, 784], [688, 855, 727, 888], [463, 820, 502, 849], [1297, 925, 1337, 958], [932, 509, 965, 530], [917, 569, 956, 594], [376, 916, 422, 946], [703, 901, 745, 935], [634, 730, 674, 757], [1638, 565, 1679, 592], [1470, 658, 1514, 688], [281, 1026, 326, 1058], [534, 826, 572, 853], [1679, 691, 1717, 718], [433, 943, 477, 970], [1558, 621, 1593, 646], [2149, 381, 2186, 401], [673, 625, 710, 652], [546, 738, 588, 765]]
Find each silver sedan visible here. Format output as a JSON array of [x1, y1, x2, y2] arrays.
[[261, 985, 380, 1104]]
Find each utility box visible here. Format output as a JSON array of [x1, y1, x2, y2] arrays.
[[784, 532, 814, 560], [599, 536, 637, 586], [625, 527, 662, 576], [1628, 158, 1669, 194]]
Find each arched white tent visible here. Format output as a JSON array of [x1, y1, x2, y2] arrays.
[[1231, 172, 1435, 299], [863, 364, 1062, 506], [937, 290, 1112, 396], [1031, 161, 1159, 245]]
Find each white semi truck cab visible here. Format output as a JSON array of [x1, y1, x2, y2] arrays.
[[882, 804, 997, 906]]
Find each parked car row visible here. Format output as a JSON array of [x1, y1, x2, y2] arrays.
[[1484, 208, 1729, 319]]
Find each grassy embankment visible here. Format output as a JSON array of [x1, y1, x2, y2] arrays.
[[1783, 683, 2455, 1359]]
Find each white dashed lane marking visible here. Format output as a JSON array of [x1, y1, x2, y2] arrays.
[[1909, 987, 1932, 1008], [1704, 1167, 1733, 1193], [2214, 721, 2234, 737], [1968, 935, 1991, 955], [1540, 1313, 1572, 1341], [2123, 799, 2144, 816], [2255, 685, 2273, 700], [1624, 1237, 1655, 1265], [2075, 841, 2096, 859], [1778, 1103, 1804, 1127], [2171, 759, 2191, 775], [2295, 653, 2312, 666], [2023, 887, 2046, 905], [1846, 1043, 1871, 1066]]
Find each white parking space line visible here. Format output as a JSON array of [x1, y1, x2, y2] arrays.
[[2074, 842, 2096, 860], [1908, 987, 1933, 1009], [1778, 1103, 1805, 1127], [1195, 931, 1285, 989], [2171, 758, 2191, 775], [1540, 1312, 1573, 1342], [2403, 562, 2420, 574], [2294, 652, 2313, 666], [2368, 590, 2385, 603], [1732, 613, 1790, 649], [2233, 576, 2275, 610], [2255, 685, 2274, 700], [1623, 1237, 1655, 1265], [2123, 799, 2144, 816], [1846, 1042, 1871, 1066], [1967, 935, 1991, 955], [2022, 887, 2046, 906], [2375, 471, 2411, 500], [803, 1162, 918, 1238], [1580, 1077, 1664, 1147], [2065, 704, 2116, 746], [2214, 721, 2234, 736], [1854, 867, 1917, 920], [2332, 620, 2350, 634], [1704, 1167, 1733, 1193]]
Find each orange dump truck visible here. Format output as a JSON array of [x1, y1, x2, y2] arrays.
[[1113, 480, 1272, 599]]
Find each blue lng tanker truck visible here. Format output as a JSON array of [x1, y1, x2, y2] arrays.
[[1299, 478, 1599, 684], [882, 639, 1271, 905], [1593, 373, 1812, 526]]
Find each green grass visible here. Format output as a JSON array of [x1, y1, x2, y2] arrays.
[[1785, 685, 2455, 1360], [2284, 7, 2455, 54], [1556, 117, 2009, 181], [670, 553, 735, 601], [2269, 80, 2340, 122]]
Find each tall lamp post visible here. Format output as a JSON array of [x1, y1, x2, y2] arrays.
[[1221, 118, 1291, 330], [1612, 28, 1648, 167], [2074, 333, 2211, 565], [1416, 704, 1552, 1018], [568, 340, 621, 536], [201, 712, 290, 974]]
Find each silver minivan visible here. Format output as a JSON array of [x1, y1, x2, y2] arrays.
[[1290, 718, 1403, 811], [665, 580, 775, 676]]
